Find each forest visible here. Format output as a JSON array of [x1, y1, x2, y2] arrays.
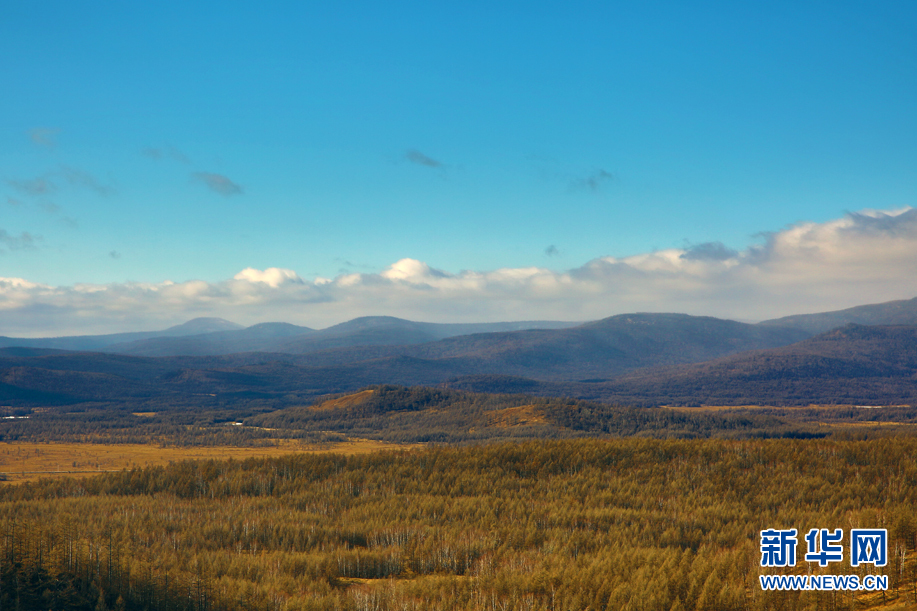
[[2, 436, 915, 610], [0, 384, 870, 447]]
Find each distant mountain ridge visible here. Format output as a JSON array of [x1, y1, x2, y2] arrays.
[[4, 294, 916, 357], [380, 313, 811, 380], [759, 296, 917, 334], [2, 297, 917, 409], [75, 317, 583, 357], [0, 312, 812, 406], [0, 317, 243, 352], [595, 323, 917, 405], [106, 322, 316, 356], [451, 323, 917, 406]]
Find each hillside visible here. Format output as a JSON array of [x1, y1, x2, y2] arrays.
[[106, 322, 315, 356], [521, 324, 917, 406], [248, 385, 804, 443], [0, 317, 243, 351], [219, 313, 812, 381], [396, 313, 811, 380], [759, 295, 917, 334]]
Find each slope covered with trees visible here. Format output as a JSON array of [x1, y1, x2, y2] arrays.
[[759, 296, 917, 334], [2, 437, 915, 610], [0, 384, 832, 447]]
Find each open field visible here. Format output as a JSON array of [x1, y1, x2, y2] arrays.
[[664, 404, 913, 412], [0, 438, 418, 484], [662, 404, 917, 434], [486, 403, 546, 427]]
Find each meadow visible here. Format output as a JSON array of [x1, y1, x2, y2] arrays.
[[0, 439, 414, 484]]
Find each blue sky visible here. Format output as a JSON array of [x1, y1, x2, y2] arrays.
[[2, 2, 916, 334]]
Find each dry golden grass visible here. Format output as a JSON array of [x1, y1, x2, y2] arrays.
[[311, 389, 376, 411], [487, 404, 546, 428], [662, 403, 908, 412], [664, 404, 817, 412], [0, 438, 419, 484], [663, 404, 917, 434], [665, 404, 911, 412], [820, 420, 912, 428], [339, 575, 471, 588]]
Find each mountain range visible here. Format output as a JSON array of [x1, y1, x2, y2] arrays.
[[0, 317, 580, 355], [451, 323, 917, 406], [2, 296, 917, 407]]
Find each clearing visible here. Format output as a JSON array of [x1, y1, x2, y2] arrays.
[[0, 438, 418, 484]]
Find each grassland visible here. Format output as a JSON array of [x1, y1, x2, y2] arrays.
[[664, 403, 913, 412], [0, 438, 417, 484]]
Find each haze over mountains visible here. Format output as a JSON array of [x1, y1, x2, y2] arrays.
[[1, 296, 917, 407], [0, 317, 580, 355], [6, 294, 917, 357], [0, 318, 244, 352]]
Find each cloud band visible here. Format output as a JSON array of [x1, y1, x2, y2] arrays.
[[2, 208, 916, 336]]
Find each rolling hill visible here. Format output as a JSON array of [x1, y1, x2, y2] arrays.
[[106, 322, 315, 356], [0, 317, 243, 351], [759, 296, 917, 334], [449, 324, 917, 406], [605, 323, 917, 406]]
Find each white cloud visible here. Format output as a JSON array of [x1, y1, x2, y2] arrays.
[[380, 258, 433, 282], [0, 277, 45, 290], [2, 208, 917, 336], [233, 267, 303, 288]]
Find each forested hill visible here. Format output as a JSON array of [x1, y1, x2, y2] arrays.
[[245, 385, 811, 443], [0, 382, 833, 446], [4, 323, 917, 409], [759, 295, 917, 334], [453, 324, 917, 406], [387, 313, 811, 380], [603, 323, 917, 405]]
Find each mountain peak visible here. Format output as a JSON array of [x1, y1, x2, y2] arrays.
[[325, 316, 415, 332], [163, 318, 244, 336]]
